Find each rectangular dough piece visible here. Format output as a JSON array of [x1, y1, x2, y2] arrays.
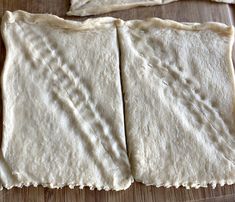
[[0, 10, 133, 190], [117, 18, 235, 188], [67, 0, 235, 16]]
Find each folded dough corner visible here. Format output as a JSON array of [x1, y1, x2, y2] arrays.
[[1, 10, 235, 190], [67, 0, 235, 16]]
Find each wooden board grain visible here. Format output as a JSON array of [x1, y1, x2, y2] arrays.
[[0, 1, 235, 202]]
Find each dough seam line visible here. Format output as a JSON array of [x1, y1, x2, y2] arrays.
[[115, 26, 132, 174]]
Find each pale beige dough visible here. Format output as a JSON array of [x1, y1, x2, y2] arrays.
[[1, 10, 235, 191], [0, 10, 133, 190], [117, 18, 235, 188], [67, 0, 235, 16]]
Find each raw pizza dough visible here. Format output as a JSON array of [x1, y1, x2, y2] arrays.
[[1, 10, 235, 191], [67, 0, 235, 16], [117, 18, 235, 188], [0, 10, 133, 190]]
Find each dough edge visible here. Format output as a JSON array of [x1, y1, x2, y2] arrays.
[[67, 0, 177, 16], [67, 0, 235, 16]]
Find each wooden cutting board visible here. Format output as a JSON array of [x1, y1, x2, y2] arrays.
[[0, 1, 235, 201]]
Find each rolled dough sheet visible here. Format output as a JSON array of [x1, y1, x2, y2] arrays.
[[117, 18, 235, 188], [67, 0, 235, 16], [0, 10, 133, 190]]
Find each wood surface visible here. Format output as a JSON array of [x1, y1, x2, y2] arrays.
[[0, 1, 235, 202]]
